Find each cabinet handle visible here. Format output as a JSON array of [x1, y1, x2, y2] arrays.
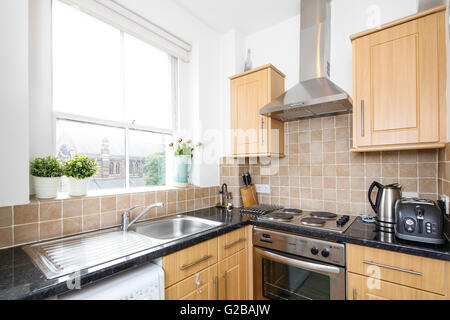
[[215, 276, 219, 300], [224, 271, 228, 300], [353, 288, 357, 300], [180, 255, 213, 271], [362, 261, 422, 276], [260, 118, 264, 145], [361, 100, 365, 137], [224, 238, 246, 250]]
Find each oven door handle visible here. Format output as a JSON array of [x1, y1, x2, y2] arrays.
[[254, 248, 342, 275]]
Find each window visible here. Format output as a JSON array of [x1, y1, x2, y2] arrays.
[[53, 1, 176, 190]]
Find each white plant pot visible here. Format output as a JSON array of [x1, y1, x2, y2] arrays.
[[67, 177, 91, 196], [33, 176, 60, 199]]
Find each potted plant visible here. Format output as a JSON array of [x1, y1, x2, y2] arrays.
[[30, 156, 64, 199], [169, 138, 202, 187], [63, 154, 98, 196]]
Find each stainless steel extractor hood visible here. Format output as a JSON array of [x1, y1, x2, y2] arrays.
[[260, 0, 352, 122]]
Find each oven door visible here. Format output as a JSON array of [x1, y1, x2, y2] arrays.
[[253, 247, 346, 300]]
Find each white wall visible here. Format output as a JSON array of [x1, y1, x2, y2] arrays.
[[219, 29, 245, 157], [29, 0, 53, 159], [245, 14, 300, 91], [0, 0, 30, 206]]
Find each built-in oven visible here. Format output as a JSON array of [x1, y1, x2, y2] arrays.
[[253, 228, 346, 300]]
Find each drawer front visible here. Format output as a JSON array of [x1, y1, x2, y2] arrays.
[[347, 244, 446, 295], [163, 237, 218, 288], [165, 264, 218, 300], [218, 227, 248, 261], [348, 272, 445, 300]]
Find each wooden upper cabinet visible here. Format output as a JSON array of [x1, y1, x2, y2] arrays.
[[230, 64, 285, 157], [351, 5, 447, 152]]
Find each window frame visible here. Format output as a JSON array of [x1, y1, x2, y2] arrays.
[[52, 10, 179, 191]]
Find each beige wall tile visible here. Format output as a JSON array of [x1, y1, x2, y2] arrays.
[[418, 150, 437, 163], [63, 199, 82, 218], [382, 164, 399, 178], [83, 214, 100, 231], [399, 150, 418, 163], [40, 221, 62, 240], [0, 207, 12, 228], [130, 193, 145, 207], [144, 192, 157, 206], [382, 151, 399, 163], [40, 201, 61, 222], [63, 217, 82, 236], [0, 227, 13, 248], [419, 163, 437, 178], [101, 196, 116, 212], [399, 164, 418, 178], [14, 204, 39, 225], [101, 211, 117, 228], [83, 197, 100, 215], [116, 194, 131, 210], [14, 224, 38, 245]]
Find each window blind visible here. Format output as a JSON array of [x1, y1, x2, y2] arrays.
[[58, 0, 192, 62]]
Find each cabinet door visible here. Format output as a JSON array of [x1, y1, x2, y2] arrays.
[[354, 14, 440, 147], [231, 70, 269, 156], [218, 249, 247, 300], [165, 264, 219, 300], [347, 272, 445, 300], [162, 237, 218, 288]]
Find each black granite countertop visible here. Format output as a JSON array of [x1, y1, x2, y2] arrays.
[[0, 207, 449, 300]]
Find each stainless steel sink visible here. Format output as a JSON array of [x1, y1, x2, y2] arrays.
[[24, 215, 223, 279], [129, 215, 224, 241], [23, 229, 155, 279]]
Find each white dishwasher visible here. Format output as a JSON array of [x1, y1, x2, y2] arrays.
[[59, 260, 164, 300]]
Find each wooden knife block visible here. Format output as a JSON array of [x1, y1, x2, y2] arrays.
[[241, 185, 258, 207]]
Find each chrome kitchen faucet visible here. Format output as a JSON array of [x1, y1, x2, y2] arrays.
[[121, 203, 164, 231]]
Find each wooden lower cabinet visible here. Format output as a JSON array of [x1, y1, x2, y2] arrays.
[[347, 244, 446, 295], [347, 272, 446, 300], [165, 264, 219, 300], [163, 227, 251, 300], [218, 249, 247, 300], [347, 244, 450, 300]]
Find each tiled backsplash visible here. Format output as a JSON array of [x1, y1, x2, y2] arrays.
[[438, 143, 450, 198], [0, 186, 219, 249], [220, 114, 440, 215]]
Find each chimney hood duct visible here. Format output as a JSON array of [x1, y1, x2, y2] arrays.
[[260, 0, 352, 122]]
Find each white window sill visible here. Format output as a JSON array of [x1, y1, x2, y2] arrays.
[[31, 185, 197, 202]]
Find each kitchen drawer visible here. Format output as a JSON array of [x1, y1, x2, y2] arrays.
[[165, 264, 218, 300], [162, 237, 218, 288], [347, 244, 446, 295], [218, 227, 248, 261], [347, 272, 445, 300]]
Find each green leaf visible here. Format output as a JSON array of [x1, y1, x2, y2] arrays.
[[30, 156, 63, 178]]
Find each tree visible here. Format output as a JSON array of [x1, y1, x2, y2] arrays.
[[144, 151, 166, 186]]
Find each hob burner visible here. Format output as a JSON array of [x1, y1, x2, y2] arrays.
[[264, 212, 294, 222], [301, 217, 326, 227], [280, 209, 303, 215], [310, 212, 338, 220]]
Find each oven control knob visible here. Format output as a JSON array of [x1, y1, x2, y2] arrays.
[[321, 249, 330, 258], [310, 247, 319, 255]]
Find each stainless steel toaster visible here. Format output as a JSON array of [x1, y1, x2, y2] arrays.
[[395, 199, 445, 245]]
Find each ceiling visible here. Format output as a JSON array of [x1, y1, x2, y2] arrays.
[[170, 0, 300, 34]]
